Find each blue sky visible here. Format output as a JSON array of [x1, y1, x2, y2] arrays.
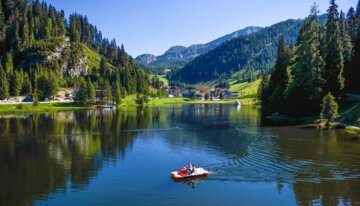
[[44, 0, 358, 57]]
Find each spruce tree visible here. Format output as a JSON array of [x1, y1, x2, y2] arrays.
[[112, 80, 122, 105], [5, 53, 14, 78], [45, 18, 52, 39], [323, 0, 344, 98], [267, 36, 291, 113], [10, 70, 23, 96], [0, 64, 10, 100], [286, 5, 325, 116], [339, 11, 353, 63], [258, 75, 270, 114], [320, 92, 339, 127], [346, 7, 357, 41], [86, 78, 96, 105], [345, 0, 360, 92], [75, 78, 88, 106], [22, 73, 32, 95]]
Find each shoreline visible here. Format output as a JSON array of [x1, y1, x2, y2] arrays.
[[0, 98, 256, 114], [1, 100, 358, 136]]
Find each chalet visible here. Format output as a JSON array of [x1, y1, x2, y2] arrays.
[[162, 86, 181, 97]]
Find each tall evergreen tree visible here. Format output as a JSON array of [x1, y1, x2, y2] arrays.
[[0, 64, 10, 100], [21, 72, 32, 95], [286, 5, 325, 116], [339, 11, 353, 63], [86, 78, 96, 105], [10, 70, 23, 96], [323, 0, 345, 98], [75, 78, 88, 106], [267, 36, 291, 113], [4, 53, 14, 78], [258, 75, 271, 115], [345, 0, 360, 92], [112, 79, 122, 105], [346, 7, 357, 41]]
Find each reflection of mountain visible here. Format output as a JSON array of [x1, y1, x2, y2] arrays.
[[0, 110, 155, 206], [158, 105, 261, 157]]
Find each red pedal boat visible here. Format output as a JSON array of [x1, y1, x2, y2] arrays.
[[171, 167, 210, 179]]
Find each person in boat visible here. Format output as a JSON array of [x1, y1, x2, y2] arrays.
[[188, 162, 194, 174], [191, 164, 196, 173]]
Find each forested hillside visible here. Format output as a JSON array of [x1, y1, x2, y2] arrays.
[[0, 0, 149, 102], [169, 17, 326, 84], [135, 26, 262, 71], [260, 1, 360, 118]]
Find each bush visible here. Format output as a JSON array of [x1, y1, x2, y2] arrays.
[[16, 104, 23, 109]]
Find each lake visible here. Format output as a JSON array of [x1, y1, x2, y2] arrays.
[[1, 105, 360, 205]]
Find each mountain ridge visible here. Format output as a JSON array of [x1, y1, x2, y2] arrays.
[[135, 26, 262, 68], [169, 15, 328, 84]]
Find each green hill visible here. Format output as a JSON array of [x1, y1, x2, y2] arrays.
[[169, 16, 327, 85], [0, 0, 149, 101]]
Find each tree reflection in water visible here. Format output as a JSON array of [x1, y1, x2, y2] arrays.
[[0, 108, 156, 206]]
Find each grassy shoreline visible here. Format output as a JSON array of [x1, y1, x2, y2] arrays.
[[0, 102, 94, 114], [0, 98, 255, 114]]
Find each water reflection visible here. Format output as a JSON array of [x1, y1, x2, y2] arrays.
[[0, 109, 155, 205], [0, 105, 359, 205]]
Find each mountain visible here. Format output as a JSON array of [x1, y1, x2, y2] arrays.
[[168, 19, 302, 84], [169, 15, 328, 84], [135, 26, 262, 68]]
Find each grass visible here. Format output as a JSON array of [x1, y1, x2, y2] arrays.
[[158, 75, 169, 86], [345, 126, 360, 134], [230, 79, 261, 96], [0, 102, 93, 114], [81, 44, 115, 70]]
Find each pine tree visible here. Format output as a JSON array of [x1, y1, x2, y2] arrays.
[[267, 36, 291, 113], [286, 5, 325, 116], [10, 70, 23, 96], [45, 17, 52, 38], [86, 78, 96, 105], [5, 53, 14, 78], [258, 75, 270, 114], [0, 64, 10, 100], [75, 78, 88, 106], [346, 7, 357, 41], [320, 92, 339, 127], [22, 73, 32, 95], [323, 0, 344, 98], [112, 80, 122, 105], [345, 0, 360, 92], [339, 11, 353, 62]]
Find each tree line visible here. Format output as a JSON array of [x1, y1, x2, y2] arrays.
[[259, 0, 360, 117]]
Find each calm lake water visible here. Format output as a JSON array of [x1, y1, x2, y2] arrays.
[[1, 105, 360, 205]]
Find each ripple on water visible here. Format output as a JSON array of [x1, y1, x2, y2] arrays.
[[205, 131, 360, 184]]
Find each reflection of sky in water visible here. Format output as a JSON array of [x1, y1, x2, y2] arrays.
[[0, 105, 359, 205]]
